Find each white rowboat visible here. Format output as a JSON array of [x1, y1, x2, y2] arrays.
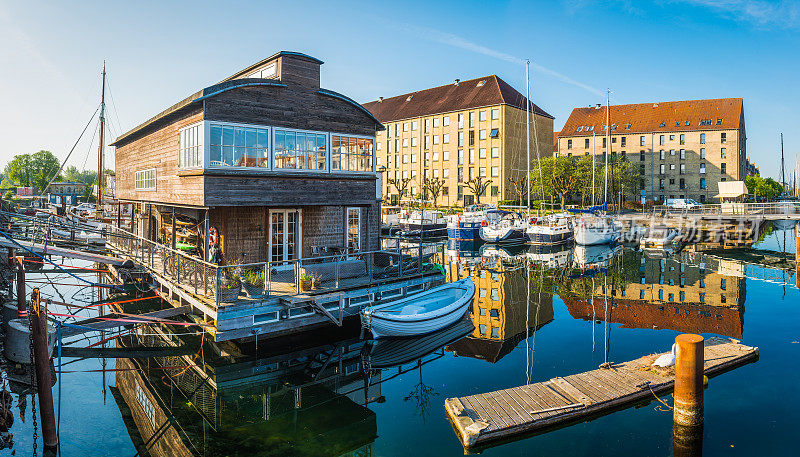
[[361, 278, 475, 339]]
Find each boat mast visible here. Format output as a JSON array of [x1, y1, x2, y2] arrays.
[[97, 62, 106, 218], [604, 89, 610, 205], [525, 60, 531, 216], [590, 129, 597, 206], [780, 132, 785, 196]]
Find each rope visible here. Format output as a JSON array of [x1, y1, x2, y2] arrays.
[[646, 382, 674, 411]]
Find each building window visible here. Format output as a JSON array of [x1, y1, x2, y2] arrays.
[[479, 167, 486, 177], [491, 166, 499, 177], [490, 185, 499, 196], [135, 169, 156, 191], [432, 151, 439, 161], [680, 149, 685, 160], [679, 178, 685, 189], [489, 128, 499, 138], [469, 130, 475, 146], [700, 177, 706, 189], [479, 148, 487, 159], [411, 137, 418, 147], [403, 122, 409, 132], [567, 139, 573, 149], [660, 164, 665, 174], [640, 151, 645, 161], [670, 149, 676, 156], [680, 164, 685, 174], [602, 137, 607, 148], [443, 150, 450, 161], [680, 134, 685, 145], [721, 132, 727, 143], [179, 123, 203, 168], [411, 154, 417, 163], [660, 150, 665, 160], [491, 147, 500, 158], [479, 129, 487, 140], [424, 119, 430, 132], [659, 179, 665, 190], [585, 138, 590, 148], [621, 137, 627, 146], [700, 133, 706, 144], [659, 135, 665, 145], [721, 163, 727, 174], [458, 132, 464, 147], [433, 117, 439, 128], [432, 135, 439, 145], [330, 135, 373, 172], [458, 149, 464, 165], [457, 114, 463, 129], [443, 168, 449, 178], [700, 148, 705, 159], [469, 112, 475, 128], [210, 123, 269, 168], [639, 136, 645, 146], [670, 134, 675, 141], [402, 138, 408, 147], [443, 116, 450, 126], [479, 111, 487, 121], [346, 207, 361, 252], [721, 147, 727, 159], [469, 149, 475, 164], [491, 109, 499, 120], [443, 133, 450, 144], [700, 163, 706, 174], [411, 120, 417, 130]]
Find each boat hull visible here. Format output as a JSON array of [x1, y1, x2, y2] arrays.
[[479, 226, 527, 245], [526, 227, 573, 245], [364, 279, 475, 338], [447, 222, 482, 241]]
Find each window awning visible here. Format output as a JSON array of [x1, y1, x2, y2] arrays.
[[714, 180, 747, 198]]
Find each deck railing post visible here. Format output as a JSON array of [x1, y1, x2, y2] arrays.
[[266, 263, 271, 297], [335, 257, 340, 288], [194, 261, 198, 295], [215, 267, 221, 309]]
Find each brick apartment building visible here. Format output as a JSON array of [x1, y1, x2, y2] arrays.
[[556, 98, 747, 203]]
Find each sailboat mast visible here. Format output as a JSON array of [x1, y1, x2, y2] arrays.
[[525, 60, 531, 215], [780, 132, 785, 195], [604, 89, 610, 204], [590, 129, 597, 206], [97, 62, 106, 217]]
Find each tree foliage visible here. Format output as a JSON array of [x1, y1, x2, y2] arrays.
[[530, 155, 641, 207], [3, 150, 61, 193], [745, 175, 783, 200]]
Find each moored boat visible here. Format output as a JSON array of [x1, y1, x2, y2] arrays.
[[526, 213, 573, 244], [399, 209, 448, 237], [446, 204, 496, 241], [479, 210, 527, 245], [362, 317, 474, 368], [574, 215, 616, 245], [360, 278, 475, 338]]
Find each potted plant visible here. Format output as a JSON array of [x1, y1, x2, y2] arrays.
[[300, 272, 317, 292], [242, 269, 265, 299], [216, 271, 242, 302]]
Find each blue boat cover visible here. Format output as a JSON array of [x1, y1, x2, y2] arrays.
[[568, 202, 608, 214]]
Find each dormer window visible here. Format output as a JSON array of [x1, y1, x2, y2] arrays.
[[659, 121, 665, 127], [716, 118, 723, 125], [587, 126, 594, 131], [477, 80, 486, 87], [625, 124, 631, 130], [406, 95, 414, 101], [577, 126, 583, 132], [685, 120, 690, 126]]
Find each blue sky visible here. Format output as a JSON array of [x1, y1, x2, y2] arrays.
[[1, 0, 798, 180]]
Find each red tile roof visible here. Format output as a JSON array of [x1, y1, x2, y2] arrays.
[[362, 75, 553, 122], [559, 98, 743, 138], [553, 131, 560, 151]]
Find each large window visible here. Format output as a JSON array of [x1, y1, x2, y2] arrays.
[[347, 207, 361, 252], [332, 135, 374, 172], [135, 169, 156, 191], [274, 129, 327, 170], [179, 124, 203, 168], [209, 124, 269, 167]]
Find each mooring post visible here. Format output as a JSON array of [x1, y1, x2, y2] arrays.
[[16, 257, 25, 313], [673, 423, 704, 457], [29, 289, 58, 453], [674, 334, 704, 426], [796, 222, 799, 290]]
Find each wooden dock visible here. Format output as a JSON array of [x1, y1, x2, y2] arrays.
[[445, 337, 759, 449]]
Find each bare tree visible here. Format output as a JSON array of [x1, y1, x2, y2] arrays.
[[507, 175, 528, 206], [464, 177, 492, 204], [422, 178, 446, 207], [387, 177, 412, 202]]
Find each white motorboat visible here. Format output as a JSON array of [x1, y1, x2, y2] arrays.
[[526, 213, 573, 244], [479, 210, 527, 244], [399, 209, 448, 237], [574, 215, 616, 245], [360, 278, 475, 338]]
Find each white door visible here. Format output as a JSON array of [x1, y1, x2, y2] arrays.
[[269, 209, 302, 267], [346, 207, 361, 253]]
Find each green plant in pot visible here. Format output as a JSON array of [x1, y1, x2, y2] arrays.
[[242, 269, 265, 298], [300, 272, 317, 291], [217, 270, 242, 302]]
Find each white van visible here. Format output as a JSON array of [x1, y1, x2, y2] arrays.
[[665, 198, 702, 210]]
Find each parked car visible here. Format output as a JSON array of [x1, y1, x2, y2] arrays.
[[665, 198, 702, 210]]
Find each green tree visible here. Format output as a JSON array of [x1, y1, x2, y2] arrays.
[[605, 158, 641, 201], [3, 150, 61, 193], [746, 175, 783, 201], [62, 165, 97, 186], [530, 156, 580, 208]]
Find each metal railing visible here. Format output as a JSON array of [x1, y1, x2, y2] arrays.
[[650, 201, 800, 217]]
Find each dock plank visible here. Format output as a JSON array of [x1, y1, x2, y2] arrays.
[[445, 338, 759, 449]]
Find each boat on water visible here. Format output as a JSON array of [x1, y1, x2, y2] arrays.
[[446, 204, 496, 241], [574, 215, 617, 245], [399, 209, 448, 237], [479, 210, 527, 244], [362, 317, 474, 368], [360, 278, 475, 338], [526, 213, 573, 244], [381, 206, 405, 235]]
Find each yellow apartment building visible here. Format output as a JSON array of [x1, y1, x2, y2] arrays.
[[363, 76, 554, 206]]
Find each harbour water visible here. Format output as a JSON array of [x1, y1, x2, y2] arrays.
[[4, 224, 798, 456]]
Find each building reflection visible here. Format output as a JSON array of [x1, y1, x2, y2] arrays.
[[445, 253, 555, 363], [562, 251, 746, 338], [113, 329, 379, 457]]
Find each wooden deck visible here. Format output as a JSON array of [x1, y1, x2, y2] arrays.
[[445, 337, 759, 449]]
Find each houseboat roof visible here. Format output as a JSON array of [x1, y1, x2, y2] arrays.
[[111, 52, 382, 147]]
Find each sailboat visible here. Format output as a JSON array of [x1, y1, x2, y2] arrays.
[[574, 90, 616, 245]]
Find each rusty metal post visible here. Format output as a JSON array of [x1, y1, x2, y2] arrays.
[[674, 334, 704, 426], [673, 423, 703, 457], [30, 289, 58, 452], [796, 223, 799, 290]]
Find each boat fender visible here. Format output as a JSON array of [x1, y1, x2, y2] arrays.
[[481, 220, 487, 227]]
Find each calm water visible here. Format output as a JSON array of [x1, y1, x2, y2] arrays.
[[6, 223, 798, 456]]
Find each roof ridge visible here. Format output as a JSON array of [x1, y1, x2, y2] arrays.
[[365, 74, 498, 105]]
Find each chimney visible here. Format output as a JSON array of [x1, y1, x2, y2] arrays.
[[454, 79, 460, 86], [596, 104, 601, 109], [379, 96, 384, 103]]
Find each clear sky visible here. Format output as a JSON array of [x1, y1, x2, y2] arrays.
[[1, 0, 798, 180]]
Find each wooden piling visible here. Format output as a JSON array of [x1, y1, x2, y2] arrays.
[[15, 257, 25, 312], [29, 289, 58, 452], [674, 334, 704, 426]]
